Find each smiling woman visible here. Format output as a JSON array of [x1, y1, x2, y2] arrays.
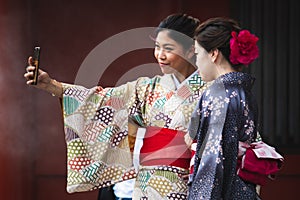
[[154, 30, 196, 82], [24, 13, 207, 200]]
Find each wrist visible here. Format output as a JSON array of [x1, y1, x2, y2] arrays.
[[47, 79, 63, 98]]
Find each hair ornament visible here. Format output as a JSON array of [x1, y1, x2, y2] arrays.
[[229, 30, 259, 65]]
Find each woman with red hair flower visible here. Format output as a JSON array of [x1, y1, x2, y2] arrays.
[[186, 17, 262, 199]]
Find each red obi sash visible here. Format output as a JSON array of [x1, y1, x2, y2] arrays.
[[139, 126, 191, 169]]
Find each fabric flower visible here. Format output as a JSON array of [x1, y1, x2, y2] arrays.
[[229, 30, 259, 65]]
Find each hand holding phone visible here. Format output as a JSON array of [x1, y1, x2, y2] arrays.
[[32, 46, 40, 85]]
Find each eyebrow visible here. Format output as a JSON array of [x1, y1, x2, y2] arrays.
[[155, 42, 176, 48]]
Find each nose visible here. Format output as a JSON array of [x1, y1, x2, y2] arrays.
[[157, 49, 166, 60]]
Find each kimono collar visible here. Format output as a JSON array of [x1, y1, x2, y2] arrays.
[[171, 71, 199, 90], [217, 72, 255, 91], [171, 74, 181, 89]]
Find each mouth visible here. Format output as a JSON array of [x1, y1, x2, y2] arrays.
[[159, 62, 170, 67]]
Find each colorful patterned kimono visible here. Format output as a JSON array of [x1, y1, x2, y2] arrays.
[[188, 72, 261, 200], [62, 72, 206, 199]]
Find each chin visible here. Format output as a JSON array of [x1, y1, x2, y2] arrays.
[[160, 68, 172, 75]]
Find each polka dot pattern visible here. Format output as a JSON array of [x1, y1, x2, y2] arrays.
[[98, 165, 123, 181], [148, 177, 173, 197], [93, 107, 114, 125], [122, 168, 136, 180], [111, 130, 127, 147], [181, 104, 194, 124], [67, 140, 87, 160], [63, 73, 207, 194], [69, 157, 92, 171], [167, 193, 187, 200], [135, 166, 189, 199], [77, 103, 97, 120], [86, 141, 108, 161]]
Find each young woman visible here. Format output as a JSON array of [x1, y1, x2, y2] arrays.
[[24, 14, 207, 199], [187, 17, 261, 199]]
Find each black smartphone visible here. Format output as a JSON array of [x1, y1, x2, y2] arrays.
[[32, 46, 40, 85]]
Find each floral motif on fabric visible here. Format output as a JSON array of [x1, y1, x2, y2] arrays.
[[188, 72, 260, 200]]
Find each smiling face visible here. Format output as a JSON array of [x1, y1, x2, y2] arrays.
[[194, 41, 218, 82], [154, 30, 194, 78]]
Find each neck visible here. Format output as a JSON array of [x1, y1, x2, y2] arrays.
[[215, 57, 237, 79], [174, 64, 196, 83]]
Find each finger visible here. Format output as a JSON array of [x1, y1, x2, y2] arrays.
[[24, 71, 34, 80], [28, 56, 34, 66], [26, 79, 34, 85], [26, 66, 35, 72]]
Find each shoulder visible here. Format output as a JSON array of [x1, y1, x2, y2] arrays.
[[136, 74, 172, 86]]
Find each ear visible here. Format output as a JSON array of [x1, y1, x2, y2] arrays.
[[210, 49, 220, 63]]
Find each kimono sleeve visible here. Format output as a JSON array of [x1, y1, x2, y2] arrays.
[[62, 81, 137, 193]]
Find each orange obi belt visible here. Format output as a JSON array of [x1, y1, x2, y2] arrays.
[[139, 126, 191, 169]]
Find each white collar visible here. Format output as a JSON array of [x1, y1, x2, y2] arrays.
[[171, 74, 181, 89], [171, 71, 198, 89]]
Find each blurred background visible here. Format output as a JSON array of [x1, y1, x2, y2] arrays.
[[0, 0, 299, 199]]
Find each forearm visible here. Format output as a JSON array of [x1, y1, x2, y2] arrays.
[[45, 79, 63, 98]]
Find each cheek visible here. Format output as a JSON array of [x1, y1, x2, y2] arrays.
[[167, 54, 181, 66], [196, 55, 205, 69], [154, 50, 158, 59]]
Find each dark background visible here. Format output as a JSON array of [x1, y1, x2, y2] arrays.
[[0, 0, 299, 199]]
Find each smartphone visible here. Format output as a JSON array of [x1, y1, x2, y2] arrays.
[[32, 46, 40, 85]]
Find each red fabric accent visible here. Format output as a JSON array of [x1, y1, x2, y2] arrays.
[[190, 164, 194, 174], [237, 147, 282, 186], [140, 126, 191, 169], [189, 144, 196, 174], [237, 159, 268, 185], [243, 148, 280, 175]]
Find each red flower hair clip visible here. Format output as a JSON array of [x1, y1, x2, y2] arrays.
[[229, 30, 259, 65]]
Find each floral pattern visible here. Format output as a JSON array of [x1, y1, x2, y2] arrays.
[[188, 72, 261, 200]]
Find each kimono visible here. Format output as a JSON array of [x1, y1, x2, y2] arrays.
[[188, 72, 261, 200], [62, 72, 207, 199]]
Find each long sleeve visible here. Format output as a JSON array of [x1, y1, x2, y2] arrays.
[[61, 73, 207, 194], [62, 81, 138, 193], [188, 72, 260, 200]]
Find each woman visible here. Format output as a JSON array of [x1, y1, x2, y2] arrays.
[[186, 17, 261, 199], [24, 14, 207, 199]]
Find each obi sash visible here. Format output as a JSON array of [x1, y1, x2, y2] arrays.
[[139, 126, 191, 169]]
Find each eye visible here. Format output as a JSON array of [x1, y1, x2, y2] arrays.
[[165, 47, 174, 52]]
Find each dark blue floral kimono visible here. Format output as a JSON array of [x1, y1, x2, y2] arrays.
[[188, 72, 261, 200]]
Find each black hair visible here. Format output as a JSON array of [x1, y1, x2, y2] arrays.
[[155, 13, 200, 50], [195, 17, 242, 68]]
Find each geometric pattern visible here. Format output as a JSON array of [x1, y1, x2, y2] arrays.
[[62, 73, 207, 195]]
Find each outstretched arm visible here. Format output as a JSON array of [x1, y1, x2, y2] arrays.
[[24, 56, 63, 98]]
